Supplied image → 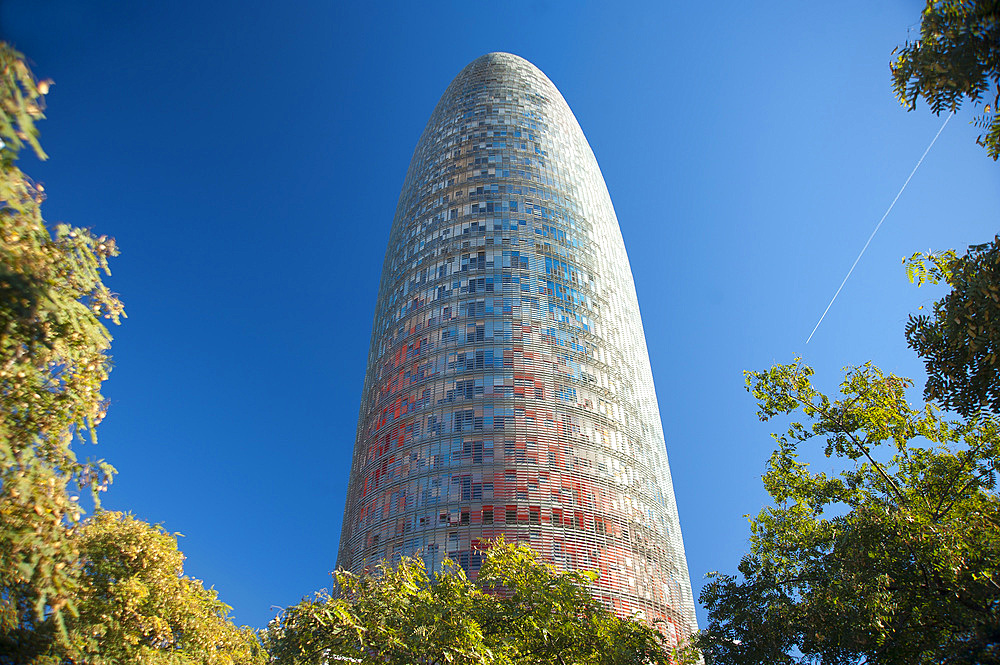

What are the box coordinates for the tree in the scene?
[0,42,125,659]
[471,542,685,665]
[696,361,1000,664]
[266,540,681,665]
[1,46,263,664]
[40,511,264,665]
[891,0,1000,160]
[904,237,1000,417]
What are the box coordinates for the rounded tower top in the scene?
[441,52,560,104]
[466,52,540,68]
[448,53,558,102]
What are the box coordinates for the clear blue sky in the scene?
[2,1,997,630]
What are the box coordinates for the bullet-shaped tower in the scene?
[338,52,697,645]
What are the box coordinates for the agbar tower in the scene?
[337,52,697,645]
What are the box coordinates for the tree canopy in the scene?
[891,0,1000,159]
[905,237,1000,417]
[52,511,265,665]
[696,361,1000,664]
[266,540,685,665]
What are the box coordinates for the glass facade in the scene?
[337,52,697,645]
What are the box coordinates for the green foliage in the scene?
[0,46,48,166]
[905,236,1000,417]
[903,247,959,287]
[473,541,676,665]
[0,42,125,657]
[45,512,264,665]
[697,361,1000,664]
[266,540,680,665]
[268,557,493,665]
[891,0,1000,160]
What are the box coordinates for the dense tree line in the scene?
[267,540,686,665]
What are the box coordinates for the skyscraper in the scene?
[338,52,697,644]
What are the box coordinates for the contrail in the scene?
[805,112,953,344]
